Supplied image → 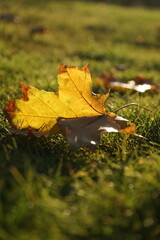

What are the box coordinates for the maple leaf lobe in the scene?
[4,63,135,144]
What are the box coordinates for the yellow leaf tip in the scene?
[119,124,136,134]
[59,64,77,74]
[59,64,68,74]
[107,112,116,118]
[59,63,90,74]
[80,63,90,73]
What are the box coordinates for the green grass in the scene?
[0,1,160,239]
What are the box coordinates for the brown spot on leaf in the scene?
[4,100,16,113]
[59,64,76,74]
[4,100,16,125]
[19,83,31,101]
[59,64,89,74]
[59,64,68,74]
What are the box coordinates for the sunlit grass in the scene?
[0,1,160,239]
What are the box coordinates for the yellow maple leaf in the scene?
[4,64,109,136]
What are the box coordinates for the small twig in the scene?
[134,133,160,148]
[134,133,148,140]
[113,103,152,113]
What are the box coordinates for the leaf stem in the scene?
[113,103,152,113]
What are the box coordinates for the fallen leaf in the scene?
[4,64,109,137]
[100,74,159,93]
[58,113,135,148]
[4,64,136,147]
[29,26,48,35]
[0,13,20,23]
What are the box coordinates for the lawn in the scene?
[0,0,160,239]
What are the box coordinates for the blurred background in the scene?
[1,0,160,90]
[79,0,160,7]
